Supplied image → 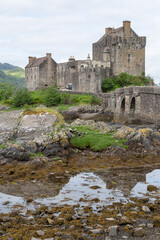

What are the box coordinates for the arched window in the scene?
[130,97,135,110]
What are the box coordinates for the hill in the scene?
[0,63,25,88]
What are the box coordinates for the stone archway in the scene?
[130,97,136,111]
[121,98,125,112]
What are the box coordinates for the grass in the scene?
[70,125,127,151]
[0,144,6,149]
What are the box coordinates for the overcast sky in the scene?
[0,0,160,83]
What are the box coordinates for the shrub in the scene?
[44,85,61,107]
[102,72,154,93]
[12,88,33,107]
[90,95,100,105]
[0,83,15,100]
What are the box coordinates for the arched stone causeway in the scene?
[100,86,160,124]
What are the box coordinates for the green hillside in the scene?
[0,63,25,88]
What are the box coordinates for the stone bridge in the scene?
[100,86,160,124]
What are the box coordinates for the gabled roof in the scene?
[26,57,47,68]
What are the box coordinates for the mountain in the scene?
[0,63,25,88]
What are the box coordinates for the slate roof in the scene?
[26,57,47,68]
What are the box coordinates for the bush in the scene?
[12,88,33,107]
[90,95,100,105]
[44,85,61,107]
[0,83,15,100]
[102,72,154,93]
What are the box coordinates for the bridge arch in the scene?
[130,97,136,111]
[121,98,125,112]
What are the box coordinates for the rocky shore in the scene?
[0,106,160,239]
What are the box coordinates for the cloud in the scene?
[0,0,160,83]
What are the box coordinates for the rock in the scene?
[31,238,41,240]
[44,239,54,240]
[114,126,135,140]
[147,185,158,192]
[69,225,76,230]
[153,216,160,226]
[133,227,146,237]
[106,217,115,221]
[1,144,29,161]
[138,223,146,228]
[89,229,103,234]
[61,234,72,239]
[16,113,57,142]
[42,143,62,157]
[47,218,54,225]
[119,216,132,225]
[142,205,150,213]
[147,223,153,228]
[105,237,111,240]
[0,110,23,142]
[108,225,118,237]
[84,226,93,232]
[36,230,45,236]
[0,104,10,111]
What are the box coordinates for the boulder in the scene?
[1,144,29,161]
[0,110,23,143]
[16,113,57,142]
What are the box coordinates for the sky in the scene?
[0,0,160,84]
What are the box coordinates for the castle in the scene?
[25,21,146,93]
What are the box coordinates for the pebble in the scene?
[89,229,103,234]
[44,239,54,240]
[106,217,115,221]
[142,205,150,213]
[147,223,154,228]
[105,237,111,240]
[134,227,146,237]
[108,225,118,237]
[31,238,41,240]
[138,223,146,228]
[119,216,131,225]
[36,230,45,236]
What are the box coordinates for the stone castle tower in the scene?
[93,20,146,76]
[25,21,146,92]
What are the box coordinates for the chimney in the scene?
[29,57,36,64]
[69,56,75,62]
[105,27,112,34]
[46,53,51,60]
[123,20,131,38]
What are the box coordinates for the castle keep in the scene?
[25,21,146,93]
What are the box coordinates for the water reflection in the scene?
[35,172,127,209]
[0,169,159,213]
[131,169,160,198]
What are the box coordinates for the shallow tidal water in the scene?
[0,169,160,213]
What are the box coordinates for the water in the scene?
[131,169,160,199]
[0,169,159,213]
[35,172,127,210]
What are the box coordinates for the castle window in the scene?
[35,75,36,79]
[128,54,131,63]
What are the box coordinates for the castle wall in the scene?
[26,66,39,91]
[57,59,110,93]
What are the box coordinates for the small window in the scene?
[128,54,131,63]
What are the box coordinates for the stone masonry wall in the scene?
[57,59,110,93]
